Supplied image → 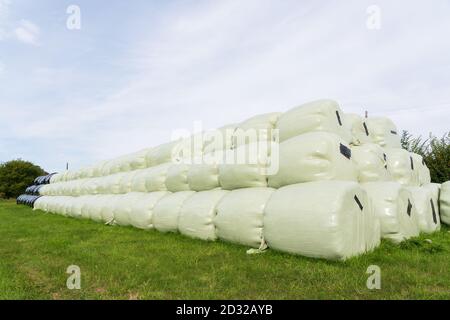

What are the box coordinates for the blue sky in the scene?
[1,0,449,172]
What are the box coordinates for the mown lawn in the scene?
[0,199,449,300]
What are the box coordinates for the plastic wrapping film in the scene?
[143,163,171,192]
[264,181,380,260]
[406,185,440,234]
[187,163,220,191]
[145,141,182,167]
[178,189,229,241]
[362,182,420,243]
[165,164,191,192]
[113,192,169,229]
[215,187,275,248]
[384,148,419,186]
[351,143,390,183]
[276,99,351,143]
[219,142,269,190]
[439,181,450,225]
[268,132,357,188]
[344,113,371,146]
[365,117,401,148]
[409,153,431,186]
[202,124,236,155]
[153,191,196,233]
[232,112,281,149]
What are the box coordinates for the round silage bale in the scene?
[264,181,380,260]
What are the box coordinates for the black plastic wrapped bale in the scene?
[16,194,41,208]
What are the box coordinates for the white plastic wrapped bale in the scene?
[113,193,139,226]
[178,189,229,241]
[46,196,64,215]
[219,143,269,190]
[79,178,100,196]
[365,117,401,148]
[276,99,351,143]
[268,132,357,188]
[44,197,55,213]
[172,133,206,164]
[72,179,84,196]
[96,174,117,194]
[110,158,126,175]
[128,192,169,230]
[410,153,431,186]
[130,164,171,192]
[129,168,147,192]
[351,143,390,182]
[385,148,419,186]
[423,183,441,224]
[64,197,78,217]
[49,197,62,215]
[113,192,169,229]
[38,184,49,196]
[84,195,105,222]
[362,182,420,243]
[264,181,380,260]
[203,124,236,154]
[111,156,130,173]
[78,166,94,179]
[49,173,63,184]
[232,113,281,148]
[407,186,440,233]
[81,196,100,219]
[65,170,79,182]
[100,160,114,177]
[188,162,220,191]
[239,113,281,131]
[33,196,48,212]
[344,113,371,146]
[145,141,182,167]
[153,191,196,233]
[113,149,149,173]
[72,196,87,219]
[215,187,275,248]
[440,181,450,225]
[92,161,107,177]
[96,194,117,223]
[112,173,129,194]
[144,163,171,192]
[69,196,86,219]
[88,195,118,223]
[165,164,191,192]
[119,171,139,194]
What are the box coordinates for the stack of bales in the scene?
[28,99,448,261]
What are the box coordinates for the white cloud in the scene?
[0,61,4,74]
[14,19,40,45]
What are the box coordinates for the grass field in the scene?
[0,199,449,300]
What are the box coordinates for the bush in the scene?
[401,131,450,183]
[0,160,47,199]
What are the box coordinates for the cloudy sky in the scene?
[0,0,449,172]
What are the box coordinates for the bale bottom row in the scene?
[32,181,445,261]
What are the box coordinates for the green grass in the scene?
[0,199,449,300]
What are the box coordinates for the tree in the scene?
[0,159,47,199]
[401,130,450,184]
